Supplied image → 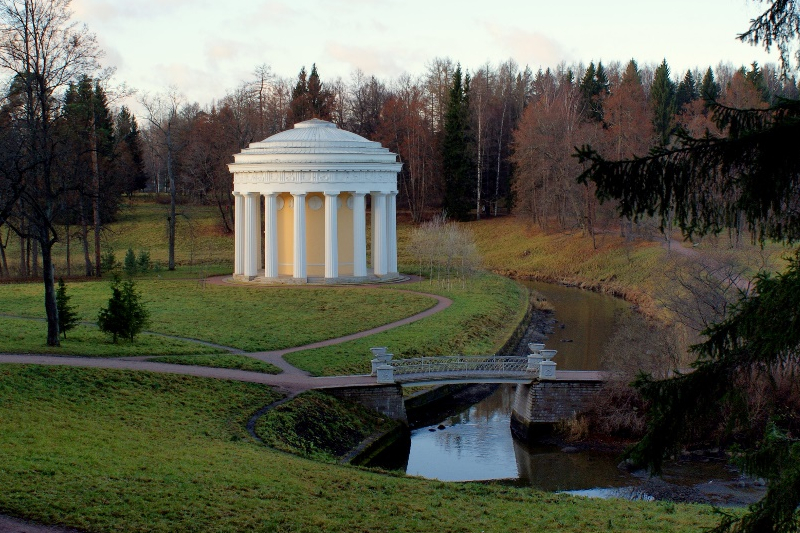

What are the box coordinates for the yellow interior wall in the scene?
[305,193,325,276]
[338,193,355,276]
[276,193,294,276]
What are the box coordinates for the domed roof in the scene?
[229,119,401,194]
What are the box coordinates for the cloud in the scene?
[325,43,405,78]
[72,0,207,24]
[205,39,241,64]
[484,23,568,67]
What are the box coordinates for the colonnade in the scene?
[233,190,398,282]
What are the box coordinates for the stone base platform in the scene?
[230,271,408,285]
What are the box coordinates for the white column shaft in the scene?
[324,192,339,279]
[292,193,307,279]
[233,192,244,275]
[264,193,278,278]
[352,193,367,277]
[372,192,387,276]
[386,191,398,274]
[244,192,258,278]
[255,195,262,270]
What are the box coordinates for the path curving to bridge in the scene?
[0,284,452,396]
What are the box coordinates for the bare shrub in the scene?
[407,214,481,289]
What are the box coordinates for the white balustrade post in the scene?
[386,191,398,274]
[376,364,395,384]
[324,191,339,279]
[233,192,244,275]
[371,192,387,276]
[264,193,279,278]
[244,192,259,278]
[352,192,367,277]
[292,193,307,280]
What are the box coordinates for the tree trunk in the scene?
[32,238,39,277]
[65,221,71,277]
[41,238,60,346]
[167,125,176,271]
[0,227,9,278]
[91,114,102,277]
[80,194,93,276]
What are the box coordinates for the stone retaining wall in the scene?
[320,384,408,424]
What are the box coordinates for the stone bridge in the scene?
[360,348,610,440]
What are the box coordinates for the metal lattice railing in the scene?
[388,355,534,383]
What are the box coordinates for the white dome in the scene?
[229,119,401,194]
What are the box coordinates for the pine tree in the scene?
[441,65,473,221]
[699,67,720,105]
[676,70,698,111]
[97,276,149,343]
[115,106,147,194]
[55,278,79,339]
[288,66,311,124]
[650,59,677,145]
[580,61,609,122]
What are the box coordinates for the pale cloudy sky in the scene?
[71,0,781,108]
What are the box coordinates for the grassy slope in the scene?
[0,365,715,533]
[285,272,528,376]
[0,317,224,356]
[0,281,435,353]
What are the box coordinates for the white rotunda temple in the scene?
[228,118,403,283]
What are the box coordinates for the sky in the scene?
[70,0,783,111]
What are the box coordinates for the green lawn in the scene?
[286,272,529,376]
[0,281,436,353]
[0,365,716,533]
[147,354,281,374]
[0,317,225,356]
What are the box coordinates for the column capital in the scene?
[245,191,260,198]
[232,191,242,197]
[263,191,279,198]
[291,192,307,198]
[323,191,340,197]
[352,191,366,198]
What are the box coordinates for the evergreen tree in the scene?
[580,61,609,122]
[115,106,147,194]
[745,61,770,101]
[699,67,721,105]
[307,63,334,120]
[441,64,473,221]
[55,278,79,339]
[621,59,642,86]
[288,66,311,124]
[649,59,677,145]
[675,70,698,111]
[97,276,149,343]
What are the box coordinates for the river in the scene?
[369,281,765,506]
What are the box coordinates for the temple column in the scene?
[263,192,279,278]
[324,191,339,279]
[233,192,244,275]
[386,191,398,274]
[244,192,259,278]
[254,193,262,270]
[371,191,387,276]
[352,192,367,277]
[292,193,307,280]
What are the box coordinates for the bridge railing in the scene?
[374,355,535,384]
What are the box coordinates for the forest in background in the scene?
[4,51,800,279]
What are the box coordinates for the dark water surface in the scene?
[522,280,630,370]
